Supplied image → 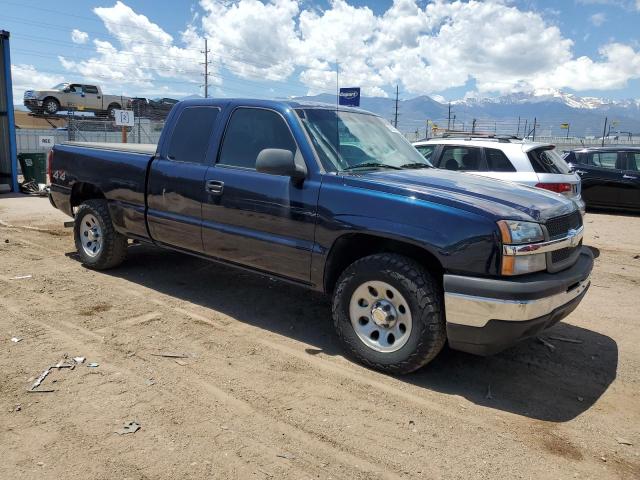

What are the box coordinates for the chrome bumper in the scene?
[444,275,590,328]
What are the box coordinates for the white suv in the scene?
[413,136,585,214]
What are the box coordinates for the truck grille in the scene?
[545,211,582,239]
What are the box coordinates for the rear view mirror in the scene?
[256,149,306,182]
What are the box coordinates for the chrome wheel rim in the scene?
[46,101,57,113]
[349,280,412,353]
[79,214,103,257]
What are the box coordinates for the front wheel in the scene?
[74,200,127,269]
[332,253,445,374]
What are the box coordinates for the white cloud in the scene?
[71,29,89,44]
[59,1,208,93]
[50,0,640,99]
[11,64,64,106]
[589,12,606,26]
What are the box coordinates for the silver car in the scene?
[413,136,585,214]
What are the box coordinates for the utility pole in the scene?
[447,102,452,130]
[393,85,399,128]
[516,116,521,137]
[201,38,211,98]
[452,114,456,130]
[471,118,476,134]
[601,117,608,147]
[523,119,528,138]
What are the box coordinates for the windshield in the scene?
[51,83,68,91]
[296,109,431,171]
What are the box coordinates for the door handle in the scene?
[623,174,638,180]
[575,170,586,175]
[205,180,224,195]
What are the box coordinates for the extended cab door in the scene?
[82,85,101,110]
[201,106,319,283]
[146,105,222,253]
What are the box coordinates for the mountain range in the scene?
[293,89,640,138]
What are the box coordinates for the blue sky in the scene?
[3,0,640,103]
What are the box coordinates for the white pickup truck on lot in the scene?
[23,83,130,118]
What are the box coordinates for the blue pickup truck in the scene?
[48,99,593,374]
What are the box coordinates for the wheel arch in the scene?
[70,182,106,211]
[323,233,444,295]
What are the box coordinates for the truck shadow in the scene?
[80,244,618,423]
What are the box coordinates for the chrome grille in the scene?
[545,211,582,239]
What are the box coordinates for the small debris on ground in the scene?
[276,453,296,460]
[10,275,32,280]
[115,421,141,435]
[10,337,22,343]
[30,368,52,391]
[485,385,493,400]
[547,336,583,344]
[151,352,189,358]
[537,337,556,352]
[86,362,99,368]
[174,359,188,366]
[14,404,21,412]
[577,396,584,402]
[144,379,155,386]
[73,357,86,364]
[616,437,633,446]
[600,456,607,462]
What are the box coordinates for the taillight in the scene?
[535,182,572,194]
[47,149,53,183]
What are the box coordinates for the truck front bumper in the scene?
[444,247,593,355]
[24,99,43,111]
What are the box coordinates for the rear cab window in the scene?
[527,147,571,174]
[167,107,220,164]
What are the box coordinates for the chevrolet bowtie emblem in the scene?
[567,228,579,247]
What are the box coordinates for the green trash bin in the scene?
[18,153,47,184]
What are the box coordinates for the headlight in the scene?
[498,220,546,275]
[497,220,544,244]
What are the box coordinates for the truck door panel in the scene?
[146,106,221,252]
[201,107,318,282]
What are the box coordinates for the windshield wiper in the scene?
[342,162,402,171]
[400,162,432,169]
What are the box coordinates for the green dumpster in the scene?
[18,153,47,184]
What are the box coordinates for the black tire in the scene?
[74,200,127,270]
[332,253,445,374]
[43,97,59,115]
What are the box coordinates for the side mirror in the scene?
[256,148,306,182]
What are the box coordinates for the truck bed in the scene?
[62,142,157,155]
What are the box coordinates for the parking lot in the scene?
[1,195,639,480]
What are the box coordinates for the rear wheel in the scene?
[332,253,445,374]
[74,200,127,269]
[106,103,120,119]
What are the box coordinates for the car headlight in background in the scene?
[498,220,546,275]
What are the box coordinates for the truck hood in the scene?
[346,168,577,222]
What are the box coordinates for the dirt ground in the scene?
[1,194,639,480]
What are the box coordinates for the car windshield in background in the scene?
[528,147,571,174]
[296,109,431,171]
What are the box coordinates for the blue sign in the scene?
[339,87,360,107]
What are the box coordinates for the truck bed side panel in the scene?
[50,144,152,240]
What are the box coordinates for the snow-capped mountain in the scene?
[453,88,639,110]
[294,90,640,136]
